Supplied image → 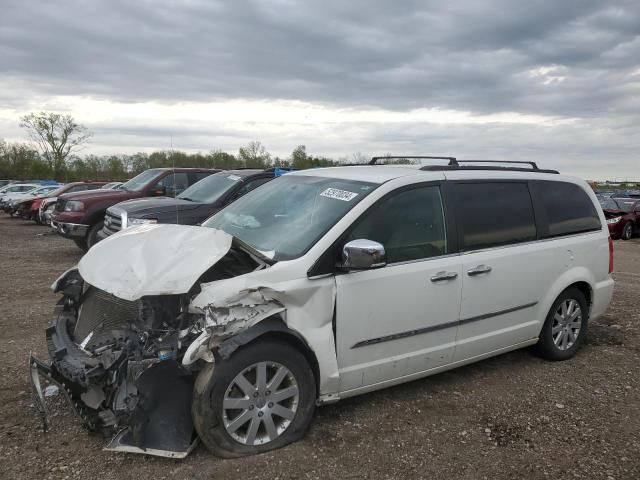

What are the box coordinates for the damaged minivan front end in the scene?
[29,224,293,458]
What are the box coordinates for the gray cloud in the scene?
[1,0,638,113]
[0,0,638,178]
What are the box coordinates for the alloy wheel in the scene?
[222,361,299,446]
[551,299,582,350]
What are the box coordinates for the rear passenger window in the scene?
[535,181,601,237]
[455,183,536,250]
[348,185,447,263]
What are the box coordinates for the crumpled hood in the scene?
[78,224,233,301]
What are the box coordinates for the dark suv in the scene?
[99,168,287,239]
[51,168,217,250]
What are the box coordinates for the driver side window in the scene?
[152,172,189,196]
[348,185,447,263]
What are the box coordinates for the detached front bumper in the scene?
[29,291,199,458]
[51,220,89,239]
[28,353,94,432]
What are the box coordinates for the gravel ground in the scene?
[0,215,638,480]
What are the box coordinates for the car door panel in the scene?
[336,257,462,391]
[451,181,557,361]
[456,242,562,360]
[334,183,461,393]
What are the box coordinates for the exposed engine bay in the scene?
[30,240,269,458]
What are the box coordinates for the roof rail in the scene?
[369,156,458,165]
[419,159,559,174]
[365,156,559,174]
[458,160,540,169]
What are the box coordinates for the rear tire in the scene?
[86,221,104,250]
[621,221,633,240]
[536,287,588,361]
[192,338,316,458]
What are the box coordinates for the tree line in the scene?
[1,112,416,182]
[0,112,347,181]
[0,139,347,182]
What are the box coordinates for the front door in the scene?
[335,184,462,393]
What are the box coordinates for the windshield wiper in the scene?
[180,197,195,202]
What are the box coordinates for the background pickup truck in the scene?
[51,168,217,251]
[99,168,289,239]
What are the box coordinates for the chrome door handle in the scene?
[467,265,492,276]
[430,271,458,282]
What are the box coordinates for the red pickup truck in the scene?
[51,168,217,250]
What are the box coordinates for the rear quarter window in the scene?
[534,181,601,237]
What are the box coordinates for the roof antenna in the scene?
[171,135,178,225]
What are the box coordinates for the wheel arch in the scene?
[537,267,595,336]
[216,316,322,397]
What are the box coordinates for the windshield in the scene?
[32,186,57,195]
[178,173,242,203]
[121,170,163,192]
[47,185,68,197]
[601,198,634,212]
[203,175,377,260]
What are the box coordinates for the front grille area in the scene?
[73,288,140,348]
[103,210,122,235]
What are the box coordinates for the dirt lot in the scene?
[0,215,638,480]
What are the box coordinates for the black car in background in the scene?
[99,168,290,239]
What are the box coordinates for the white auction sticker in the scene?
[320,188,359,201]
[227,174,241,181]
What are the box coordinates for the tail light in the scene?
[608,237,614,274]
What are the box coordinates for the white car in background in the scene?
[2,185,60,213]
[0,182,40,198]
[31,158,614,459]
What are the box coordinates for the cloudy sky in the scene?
[0,0,638,179]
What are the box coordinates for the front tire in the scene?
[621,221,633,240]
[536,287,588,361]
[86,220,104,250]
[192,338,316,458]
[73,238,88,252]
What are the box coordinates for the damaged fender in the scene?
[183,287,285,365]
[189,273,340,400]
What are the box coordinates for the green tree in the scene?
[20,112,92,180]
[209,150,240,169]
[291,145,310,169]
[238,141,271,168]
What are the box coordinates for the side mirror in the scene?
[342,239,386,270]
[151,186,166,196]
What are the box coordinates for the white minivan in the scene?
[31,159,614,458]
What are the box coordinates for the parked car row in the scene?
[24,159,614,460]
[0,183,62,213]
